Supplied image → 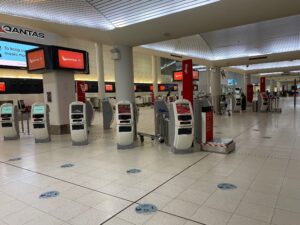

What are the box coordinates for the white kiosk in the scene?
[116,101,134,149]
[31,103,51,143]
[0,103,19,140]
[168,100,194,153]
[258,92,268,112]
[69,102,88,146]
[233,88,242,112]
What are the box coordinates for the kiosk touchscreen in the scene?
[116,101,134,149]
[31,103,51,143]
[0,103,19,140]
[69,102,88,146]
[168,100,194,153]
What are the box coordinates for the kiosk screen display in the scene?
[176,103,190,114]
[0,82,5,92]
[72,105,83,113]
[32,105,45,114]
[118,104,131,114]
[1,106,12,114]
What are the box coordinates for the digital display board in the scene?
[26,48,46,71]
[0,39,38,68]
[0,82,5,92]
[118,104,131,114]
[58,49,85,70]
[176,103,191,114]
[172,70,199,81]
[159,85,166,91]
[105,84,113,92]
[1,105,12,114]
[150,85,153,91]
[228,79,236,86]
[32,105,45,114]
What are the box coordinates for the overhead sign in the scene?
[0,24,45,39]
[173,70,199,81]
[27,48,46,71]
[58,49,85,70]
[0,39,38,68]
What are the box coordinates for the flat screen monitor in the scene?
[26,48,46,71]
[150,85,153,91]
[1,105,13,114]
[193,85,198,91]
[176,103,191,114]
[0,39,38,68]
[228,79,236,86]
[0,82,5,92]
[57,48,86,71]
[105,84,113,92]
[118,104,131,114]
[159,85,166,91]
[172,70,199,81]
[71,105,83,113]
[32,105,45,114]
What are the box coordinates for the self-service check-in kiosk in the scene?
[116,101,134,149]
[168,100,194,153]
[194,97,235,154]
[31,103,51,143]
[69,102,88,146]
[102,98,114,130]
[0,103,19,140]
[258,92,268,112]
[233,88,242,112]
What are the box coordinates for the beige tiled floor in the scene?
[0,97,299,225]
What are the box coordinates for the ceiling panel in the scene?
[86,0,221,28]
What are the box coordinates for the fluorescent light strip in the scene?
[233,60,300,71]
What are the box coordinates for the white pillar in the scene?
[95,43,105,100]
[277,81,281,91]
[113,45,135,103]
[210,67,222,114]
[151,55,159,97]
[43,71,75,134]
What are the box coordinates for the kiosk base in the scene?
[72,140,88,146]
[117,143,134,150]
[202,138,235,154]
[4,135,20,141]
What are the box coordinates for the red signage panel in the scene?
[76,81,86,103]
[247,84,253,103]
[105,84,113,92]
[206,111,214,142]
[182,59,193,106]
[27,49,46,71]
[260,77,266,93]
[0,82,5,92]
[58,49,85,70]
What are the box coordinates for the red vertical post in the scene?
[260,77,266,93]
[76,81,86,103]
[294,79,297,107]
[182,59,193,106]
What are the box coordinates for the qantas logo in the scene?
[0,25,45,39]
[29,57,42,64]
[61,56,81,62]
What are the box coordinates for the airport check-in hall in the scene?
[0,0,300,225]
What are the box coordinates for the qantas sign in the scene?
[0,24,45,39]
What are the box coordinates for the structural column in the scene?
[244,74,251,94]
[43,71,75,134]
[151,55,159,98]
[269,79,275,93]
[113,45,135,103]
[210,67,222,114]
[95,43,105,101]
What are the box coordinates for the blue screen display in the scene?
[228,79,236,86]
[0,40,38,68]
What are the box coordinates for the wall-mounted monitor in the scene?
[26,48,46,72]
[228,79,237,86]
[0,38,39,69]
[0,82,5,92]
[105,84,114,92]
[54,47,89,73]
[159,85,166,91]
[172,70,199,81]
